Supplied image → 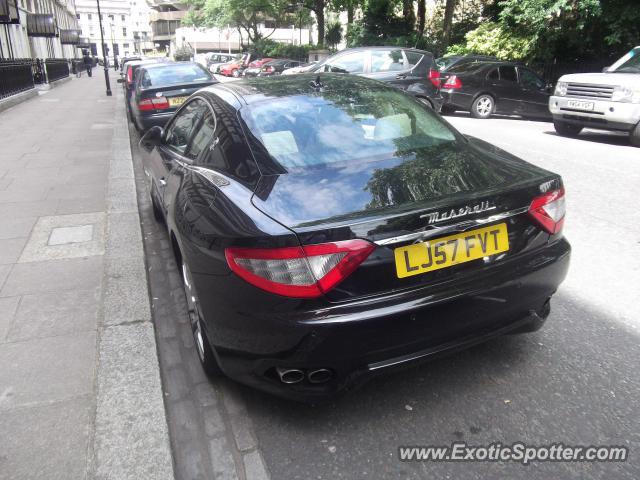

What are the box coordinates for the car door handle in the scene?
[396,74,406,79]
[159,178,167,187]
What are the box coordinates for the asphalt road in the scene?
[133,100,640,479]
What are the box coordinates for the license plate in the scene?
[394,223,509,278]
[567,100,594,111]
[169,96,187,107]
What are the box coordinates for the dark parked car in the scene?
[306,47,444,110]
[139,74,570,401]
[121,59,164,115]
[440,61,553,119]
[435,54,497,72]
[129,62,217,132]
[257,59,305,76]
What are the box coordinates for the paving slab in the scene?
[0,238,27,264]
[0,331,96,410]
[18,212,106,263]
[0,296,20,342]
[0,396,92,480]
[6,289,99,342]
[0,256,103,297]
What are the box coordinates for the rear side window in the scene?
[404,51,424,67]
[499,66,517,82]
[487,68,499,80]
[370,49,405,73]
[141,64,211,88]
[324,51,366,74]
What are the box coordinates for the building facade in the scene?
[1,0,80,59]
[75,0,153,59]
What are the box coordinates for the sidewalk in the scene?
[0,70,173,479]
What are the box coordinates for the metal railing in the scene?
[44,58,70,82]
[0,58,36,100]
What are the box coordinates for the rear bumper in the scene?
[550,96,640,131]
[198,238,571,402]
[137,112,174,131]
[441,89,474,110]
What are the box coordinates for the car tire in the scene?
[630,122,640,147]
[181,261,223,377]
[232,69,240,78]
[553,120,583,138]
[471,94,494,119]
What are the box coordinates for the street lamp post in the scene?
[96,0,112,96]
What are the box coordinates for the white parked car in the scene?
[281,61,318,75]
[549,46,640,146]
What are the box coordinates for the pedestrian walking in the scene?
[83,51,93,77]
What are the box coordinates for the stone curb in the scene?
[91,85,175,479]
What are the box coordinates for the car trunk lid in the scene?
[251,138,561,302]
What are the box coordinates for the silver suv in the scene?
[549,47,640,146]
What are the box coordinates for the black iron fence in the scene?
[0,57,74,101]
[0,58,36,100]
[45,58,70,82]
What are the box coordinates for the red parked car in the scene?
[242,58,275,77]
[219,59,246,77]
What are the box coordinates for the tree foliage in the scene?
[325,20,343,49]
[446,22,533,60]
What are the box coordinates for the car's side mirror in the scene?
[140,126,164,153]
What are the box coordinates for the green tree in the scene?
[325,20,343,48]
[182,0,294,44]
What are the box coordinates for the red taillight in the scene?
[138,96,169,111]
[528,188,565,234]
[264,66,274,73]
[225,239,375,298]
[126,67,133,85]
[428,68,441,88]
[442,75,462,89]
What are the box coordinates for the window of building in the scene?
[88,13,92,20]
[122,27,127,36]
[121,14,125,22]
[76,13,80,19]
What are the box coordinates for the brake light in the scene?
[225,239,375,298]
[138,97,169,111]
[442,75,462,89]
[428,68,441,87]
[528,188,565,234]
[126,67,133,85]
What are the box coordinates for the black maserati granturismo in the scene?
[140,74,570,401]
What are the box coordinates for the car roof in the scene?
[143,61,201,69]
[200,73,395,107]
[337,46,433,55]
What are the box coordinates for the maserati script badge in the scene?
[420,201,497,224]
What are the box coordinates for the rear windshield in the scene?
[241,88,457,170]
[435,56,459,70]
[141,64,211,88]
